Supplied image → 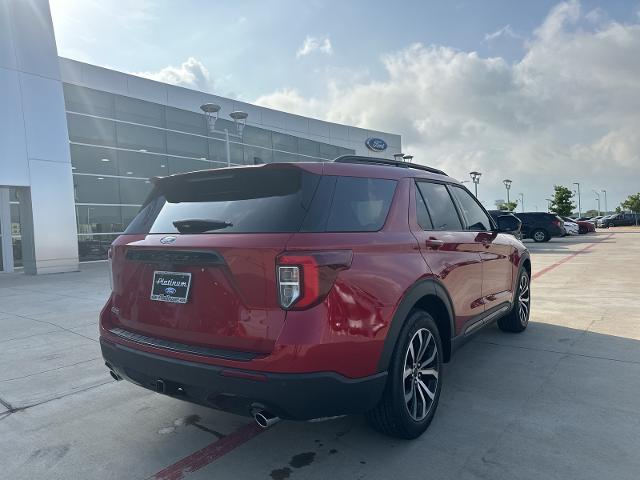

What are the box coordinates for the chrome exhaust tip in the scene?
[254,410,280,428]
[109,370,121,381]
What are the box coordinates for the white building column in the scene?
[0,0,79,274]
[0,188,13,272]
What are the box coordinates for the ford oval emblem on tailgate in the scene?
[164,287,177,295]
[160,236,176,244]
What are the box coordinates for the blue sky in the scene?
[50,0,640,211]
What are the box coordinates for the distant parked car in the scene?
[488,210,522,239]
[587,216,603,225]
[597,215,614,228]
[561,217,579,236]
[601,213,640,227]
[576,220,596,234]
[514,212,565,242]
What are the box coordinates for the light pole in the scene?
[593,190,601,216]
[403,154,414,163]
[201,104,248,167]
[469,171,482,198]
[573,182,581,218]
[601,189,608,214]
[503,179,512,204]
[518,193,524,213]
[393,153,405,162]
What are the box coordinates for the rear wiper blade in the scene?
[172,219,233,233]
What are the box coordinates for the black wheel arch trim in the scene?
[377,278,455,373]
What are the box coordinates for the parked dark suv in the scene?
[488,210,522,239]
[100,156,531,439]
[514,212,565,242]
[601,213,639,227]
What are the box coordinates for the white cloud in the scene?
[296,36,333,58]
[484,24,522,42]
[134,57,213,91]
[256,1,640,208]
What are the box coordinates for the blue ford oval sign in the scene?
[164,287,177,295]
[365,137,388,152]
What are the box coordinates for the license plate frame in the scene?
[150,271,192,304]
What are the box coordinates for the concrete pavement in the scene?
[0,231,639,479]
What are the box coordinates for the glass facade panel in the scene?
[166,106,206,135]
[298,138,320,158]
[119,178,153,205]
[74,175,120,204]
[70,144,117,175]
[115,95,164,127]
[64,84,114,117]
[64,83,356,261]
[273,132,298,153]
[78,234,119,262]
[117,151,169,178]
[76,205,123,234]
[167,131,208,158]
[244,145,273,165]
[243,126,272,148]
[67,114,116,146]
[116,122,166,153]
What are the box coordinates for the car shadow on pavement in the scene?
[144,321,640,480]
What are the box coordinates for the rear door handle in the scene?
[426,239,444,249]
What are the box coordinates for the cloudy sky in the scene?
[49,0,640,212]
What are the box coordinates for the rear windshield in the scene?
[124,168,398,234]
[125,168,320,234]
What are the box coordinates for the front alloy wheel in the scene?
[518,273,530,327]
[498,269,531,333]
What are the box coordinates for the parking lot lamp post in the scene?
[229,111,249,166]
[519,193,524,213]
[573,182,581,218]
[393,153,405,162]
[593,190,601,216]
[403,155,414,163]
[469,171,481,198]
[503,179,512,203]
[601,190,608,215]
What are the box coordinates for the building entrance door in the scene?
[0,187,12,272]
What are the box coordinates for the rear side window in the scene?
[416,181,462,231]
[125,168,320,234]
[449,186,492,231]
[325,177,397,232]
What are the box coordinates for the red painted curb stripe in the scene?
[149,233,614,480]
[148,422,264,480]
[532,233,613,280]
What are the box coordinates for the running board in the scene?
[464,305,510,336]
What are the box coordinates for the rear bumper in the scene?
[101,337,387,420]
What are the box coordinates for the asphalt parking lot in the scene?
[1,229,639,480]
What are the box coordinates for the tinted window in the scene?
[449,186,492,231]
[326,177,397,232]
[125,168,320,234]
[416,187,433,230]
[416,182,462,230]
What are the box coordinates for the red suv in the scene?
[100,156,531,439]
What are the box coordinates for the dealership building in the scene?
[0,0,401,274]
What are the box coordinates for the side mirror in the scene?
[496,214,521,232]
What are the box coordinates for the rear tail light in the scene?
[276,251,352,310]
[107,247,114,291]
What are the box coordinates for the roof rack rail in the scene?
[333,155,447,176]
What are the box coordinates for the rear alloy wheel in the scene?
[498,269,531,333]
[532,229,548,242]
[366,310,443,439]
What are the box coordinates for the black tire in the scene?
[366,310,443,439]
[498,269,531,333]
[531,229,549,242]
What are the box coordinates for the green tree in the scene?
[615,205,623,213]
[495,200,518,212]
[549,185,576,217]
[622,193,640,225]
